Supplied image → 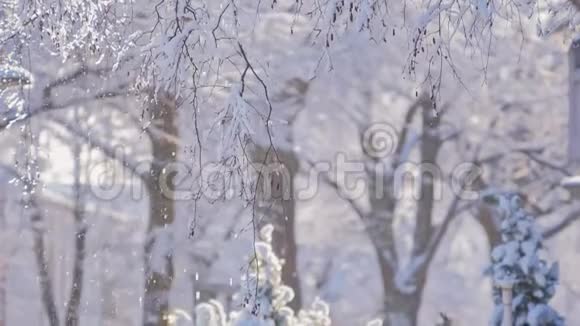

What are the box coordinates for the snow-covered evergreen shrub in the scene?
[195,224,331,326]
[486,193,564,326]
[194,224,381,326]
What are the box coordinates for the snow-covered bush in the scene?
[486,193,564,326]
[194,224,381,326]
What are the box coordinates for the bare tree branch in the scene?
[64,110,88,326]
[514,147,572,176]
[390,94,424,168]
[47,116,150,180]
[301,158,369,219]
[410,99,443,258]
[543,207,580,239]
[1,61,129,133]
[0,88,129,132]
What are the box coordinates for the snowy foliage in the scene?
[4,0,578,149]
[487,193,564,326]
[0,64,30,129]
[194,224,331,326]
[0,65,32,88]
[1,0,131,60]
[3,0,579,202]
[194,224,381,326]
[214,83,255,172]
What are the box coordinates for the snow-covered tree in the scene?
[192,224,384,326]
[486,193,564,326]
[3,0,580,325]
[194,224,333,326]
[4,0,580,162]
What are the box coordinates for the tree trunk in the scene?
[476,203,502,249]
[142,94,177,326]
[383,284,422,326]
[65,112,87,326]
[253,147,302,310]
[65,220,87,326]
[272,190,301,311]
[192,276,215,306]
[29,204,60,326]
[368,98,438,326]
[384,298,420,326]
[374,247,425,326]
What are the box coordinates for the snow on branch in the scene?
[0,65,32,88]
[192,224,382,326]
[4,0,579,208]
